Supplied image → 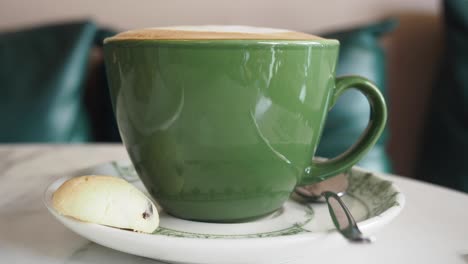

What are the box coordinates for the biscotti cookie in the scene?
[53,175,159,233]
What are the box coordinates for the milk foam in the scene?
[106,25,321,41]
[155,25,292,34]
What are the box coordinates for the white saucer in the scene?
[44,160,404,264]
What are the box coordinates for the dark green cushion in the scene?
[416,0,468,192]
[0,21,96,142]
[315,19,397,172]
[90,29,121,142]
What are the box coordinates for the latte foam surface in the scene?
[106,25,322,41]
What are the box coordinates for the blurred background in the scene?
[0,0,466,193]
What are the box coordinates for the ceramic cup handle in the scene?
[299,76,387,185]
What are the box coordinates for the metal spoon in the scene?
[295,173,374,243]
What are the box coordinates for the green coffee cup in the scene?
[104,26,387,222]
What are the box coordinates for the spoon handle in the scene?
[322,191,374,243]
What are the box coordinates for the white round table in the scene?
[0,145,467,264]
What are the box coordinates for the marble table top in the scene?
[1,144,468,264]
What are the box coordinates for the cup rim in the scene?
[103,38,340,47]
